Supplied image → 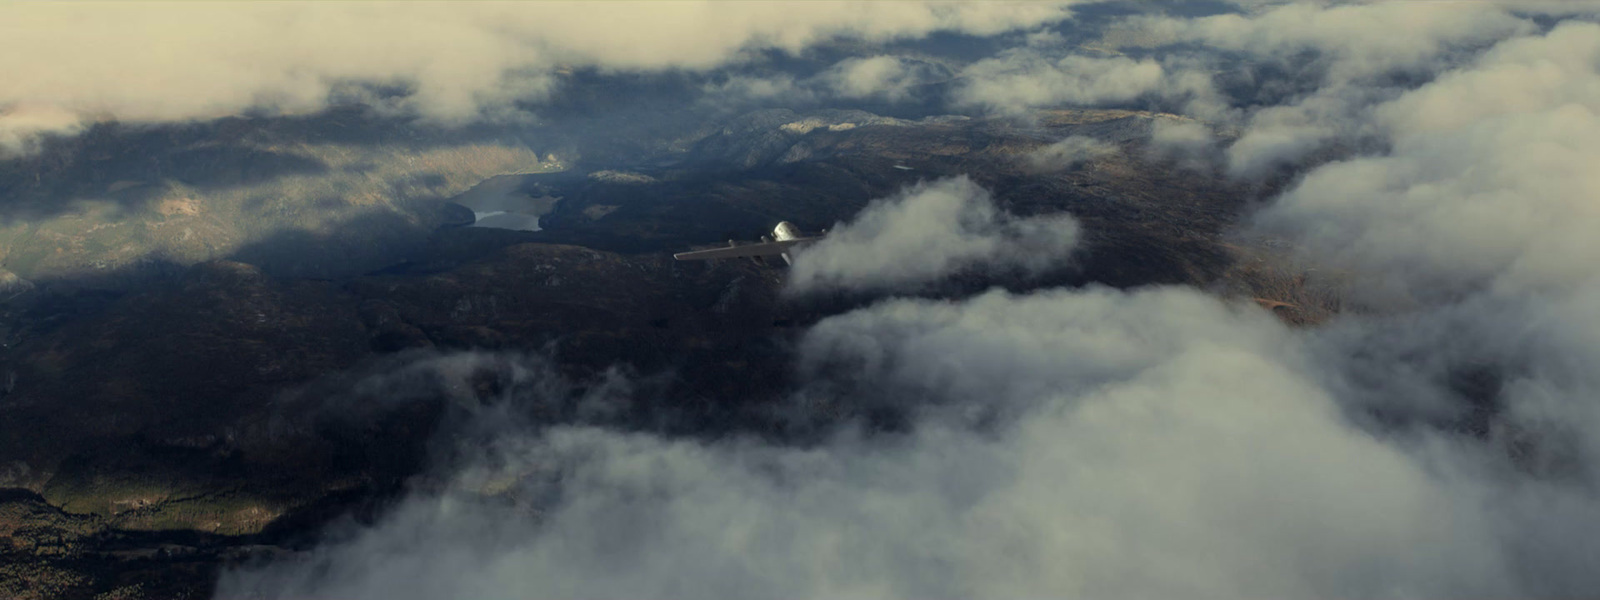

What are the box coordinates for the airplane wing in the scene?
[673,238,820,261]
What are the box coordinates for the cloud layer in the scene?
[220,283,1591,599]
[197,4,1600,599]
[0,1,1074,150]
[786,177,1081,294]
[948,2,1547,177]
[1257,20,1600,304]
[954,53,1168,115]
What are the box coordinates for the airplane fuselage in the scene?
[772,221,802,242]
[771,221,801,263]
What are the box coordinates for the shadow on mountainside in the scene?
[0,121,330,223]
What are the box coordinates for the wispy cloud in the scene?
[1021,134,1117,172]
[786,177,1080,294]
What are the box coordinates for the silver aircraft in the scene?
[673,221,824,265]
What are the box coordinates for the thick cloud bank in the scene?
[786,177,1080,294]
[219,283,1600,599]
[947,2,1548,177]
[0,1,1073,151]
[1258,21,1600,304]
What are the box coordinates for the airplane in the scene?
[673,221,824,265]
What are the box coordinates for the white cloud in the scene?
[213,12,1600,587]
[1099,2,1535,177]
[104,6,1600,599]
[0,104,84,154]
[702,74,817,106]
[1222,83,1391,177]
[818,55,931,101]
[1378,20,1600,139]
[1255,21,1600,302]
[1135,2,1530,82]
[953,52,1167,114]
[1146,116,1216,170]
[786,177,1080,294]
[219,286,1548,600]
[1021,134,1117,172]
[1236,23,1600,595]
[0,2,1075,147]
